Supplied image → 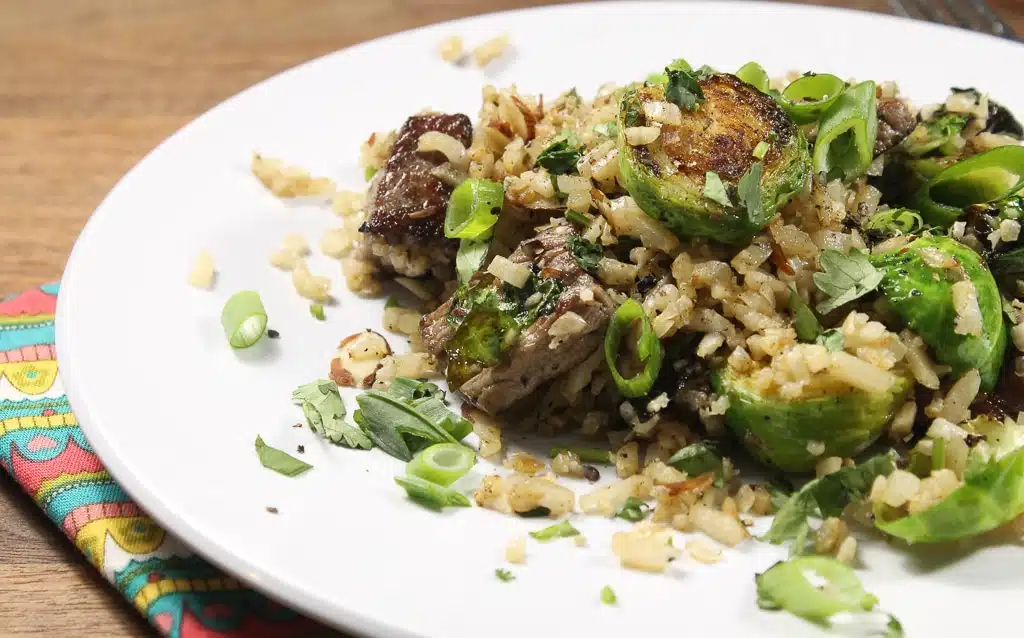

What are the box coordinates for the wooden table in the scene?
[1,0,1022,635]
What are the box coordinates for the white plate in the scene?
[57,2,1024,636]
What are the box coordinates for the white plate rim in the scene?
[55,3,1024,637]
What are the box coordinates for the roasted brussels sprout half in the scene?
[712,366,912,473]
[618,74,811,244]
[871,235,1007,390]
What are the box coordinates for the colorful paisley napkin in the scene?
[0,284,334,637]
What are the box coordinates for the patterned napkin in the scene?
[0,284,334,637]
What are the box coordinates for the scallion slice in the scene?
[911,145,1024,227]
[755,556,879,623]
[735,61,770,92]
[406,442,476,486]
[444,178,504,239]
[221,291,268,348]
[548,446,613,464]
[812,81,877,182]
[777,73,847,125]
[565,209,593,226]
[752,141,770,160]
[395,475,471,510]
[604,299,664,398]
[529,520,580,541]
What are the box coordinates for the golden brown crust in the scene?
[652,74,794,181]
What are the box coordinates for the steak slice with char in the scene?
[421,224,615,414]
[358,113,472,277]
[874,98,917,156]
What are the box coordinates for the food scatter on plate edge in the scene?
[189,53,1024,634]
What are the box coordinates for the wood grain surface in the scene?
[1,1,1022,636]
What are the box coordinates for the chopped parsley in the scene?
[665,66,706,111]
[702,171,732,207]
[615,497,651,522]
[292,379,372,449]
[537,130,584,175]
[495,568,516,583]
[815,329,845,352]
[254,435,312,477]
[762,451,898,555]
[812,248,884,315]
[736,161,764,224]
[787,288,822,343]
[568,235,603,274]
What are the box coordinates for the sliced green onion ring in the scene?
[911,146,1024,227]
[777,74,847,125]
[221,291,268,348]
[863,208,925,236]
[735,61,770,92]
[604,299,664,398]
[755,556,879,623]
[444,178,504,239]
[406,443,476,486]
[812,81,877,182]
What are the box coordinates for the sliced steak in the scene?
[874,98,916,156]
[421,295,457,355]
[426,224,615,414]
[358,113,472,277]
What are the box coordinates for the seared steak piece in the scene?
[421,224,615,414]
[358,113,472,277]
[874,98,916,156]
[421,295,457,355]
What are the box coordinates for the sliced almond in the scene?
[329,330,392,388]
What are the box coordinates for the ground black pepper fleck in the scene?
[267,329,280,339]
[297,445,305,454]
[266,506,279,514]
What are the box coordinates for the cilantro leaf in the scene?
[812,248,885,315]
[568,235,603,274]
[815,329,845,352]
[537,131,583,175]
[292,379,373,450]
[665,67,705,111]
[787,288,822,342]
[456,237,491,284]
[737,161,764,224]
[615,497,651,522]
[667,441,723,478]
[495,568,515,582]
[762,451,898,554]
[255,435,313,477]
[703,171,732,207]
